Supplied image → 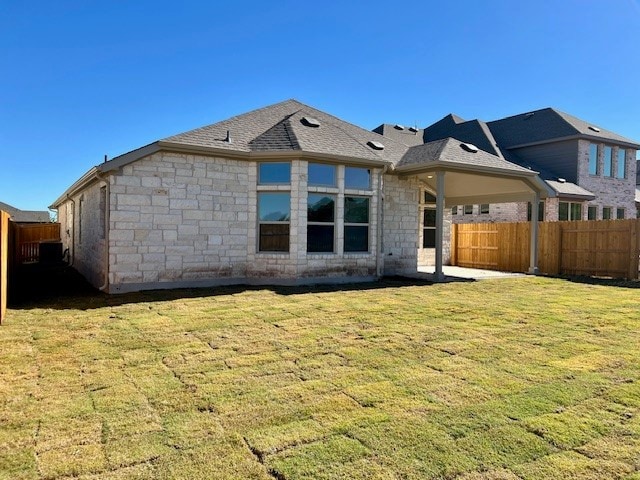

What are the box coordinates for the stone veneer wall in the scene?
[450,202,529,224]
[59,181,108,288]
[104,153,382,292]
[382,175,420,274]
[576,140,637,219]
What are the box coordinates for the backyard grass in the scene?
[1,276,639,479]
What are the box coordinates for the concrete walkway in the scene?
[416,265,526,281]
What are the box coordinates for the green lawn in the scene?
[1,276,640,479]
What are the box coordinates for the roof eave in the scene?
[395,160,538,178]
[49,166,101,208]
[506,134,640,150]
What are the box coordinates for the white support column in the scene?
[528,191,540,274]
[435,171,445,282]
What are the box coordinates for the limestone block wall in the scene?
[451,202,527,224]
[383,175,420,274]
[59,181,108,288]
[105,153,382,292]
[576,140,637,219]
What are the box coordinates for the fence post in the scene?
[631,219,640,280]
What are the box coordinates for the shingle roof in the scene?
[488,108,640,148]
[423,115,503,157]
[163,99,410,165]
[397,138,534,175]
[0,201,50,222]
[371,124,424,147]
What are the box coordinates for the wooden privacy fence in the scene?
[1,211,9,324]
[13,223,61,265]
[451,219,640,280]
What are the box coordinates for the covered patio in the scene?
[394,138,550,281]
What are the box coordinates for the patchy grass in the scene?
[1,276,640,479]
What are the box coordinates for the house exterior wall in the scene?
[450,202,529,224]
[382,175,420,274]
[576,140,637,219]
[102,153,384,293]
[509,140,579,183]
[58,181,108,288]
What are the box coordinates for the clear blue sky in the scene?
[1,0,639,212]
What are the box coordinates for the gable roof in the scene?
[371,124,424,147]
[487,108,640,149]
[423,116,503,157]
[0,201,50,222]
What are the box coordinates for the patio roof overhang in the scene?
[395,161,552,207]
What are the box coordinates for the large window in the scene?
[588,144,598,175]
[308,163,336,186]
[258,192,290,252]
[616,149,626,179]
[344,197,369,252]
[345,167,371,190]
[259,162,291,185]
[307,194,335,252]
[559,201,582,221]
[603,146,613,177]
[423,208,436,248]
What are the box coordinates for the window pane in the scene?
[423,208,436,227]
[259,224,289,252]
[538,202,545,222]
[452,206,458,215]
[464,205,473,215]
[258,193,290,221]
[423,228,436,248]
[588,206,597,220]
[259,163,291,184]
[589,144,598,175]
[344,226,368,252]
[308,163,336,186]
[480,204,490,214]
[603,207,612,220]
[604,146,612,177]
[617,149,626,179]
[559,202,569,221]
[344,197,369,223]
[308,194,335,223]
[307,225,334,252]
[617,208,625,219]
[570,203,582,221]
[424,191,436,203]
[345,167,370,189]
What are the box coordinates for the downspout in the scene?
[96,173,110,292]
[66,194,76,267]
[376,164,389,278]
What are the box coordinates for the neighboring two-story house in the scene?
[376,108,639,223]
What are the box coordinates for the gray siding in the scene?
[510,140,579,183]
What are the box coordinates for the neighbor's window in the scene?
[308,163,336,187]
[258,162,291,185]
[345,167,371,189]
[463,204,473,215]
[602,207,612,220]
[588,144,598,175]
[344,196,369,252]
[480,204,490,214]
[587,205,597,220]
[616,148,626,179]
[559,201,582,221]
[307,194,335,253]
[603,146,613,177]
[258,192,290,252]
[423,208,436,248]
[527,201,545,221]
[617,207,625,219]
[452,206,458,215]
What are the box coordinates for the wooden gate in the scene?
[13,223,61,265]
[0,211,9,324]
[451,219,640,279]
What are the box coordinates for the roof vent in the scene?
[588,126,601,133]
[301,117,320,128]
[460,142,479,153]
[367,141,385,151]
[394,124,405,130]
[225,130,232,143]
[557,178,566,183]
[408,126,419,133]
